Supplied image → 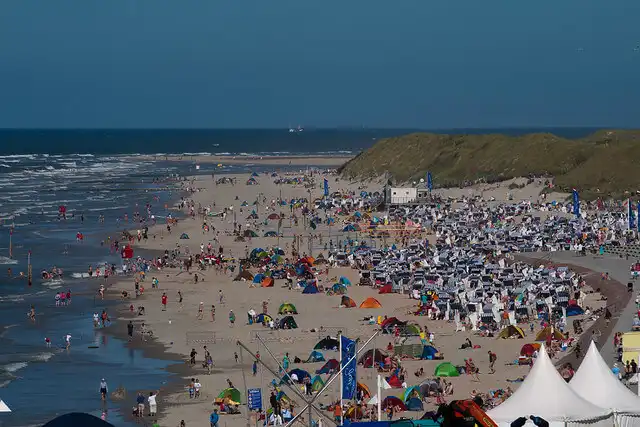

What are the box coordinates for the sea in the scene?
[0,127,605,426]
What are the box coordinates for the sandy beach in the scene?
[98,163,617,427]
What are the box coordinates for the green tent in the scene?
[278,303,298,315]
[217,387,241,402]
[311,375,325,392]
[434,362,459,377]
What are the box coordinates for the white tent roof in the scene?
[570,341,640,413]
[0,399,10,412]
[487,344,611,423]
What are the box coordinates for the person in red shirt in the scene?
[161,293,168,311]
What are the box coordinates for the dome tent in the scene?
[570,341,640,421]
[359,297,383,309]
[498,325,525,339]
[278,303,298,315]
[487,344,612,425]
[434,362,459,377]
[306,350,325,363]
[42,413,114,427]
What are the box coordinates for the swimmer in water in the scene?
[65,334,72,350]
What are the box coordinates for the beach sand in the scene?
[106,167,601,427]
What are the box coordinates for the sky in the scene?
[1,0,639,129]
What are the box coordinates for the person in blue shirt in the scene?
[210,409,219,427]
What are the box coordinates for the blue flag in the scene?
[572,189,580,217]
[340,335,357,400]
[629,200,635,230]
[637,203,640,232]
[323,178,329,197]
[427,172,433,191]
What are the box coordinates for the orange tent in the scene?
[261,277,274,287]
[341,296,357,308]
[359,297,383,309]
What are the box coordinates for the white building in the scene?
[385,187,431,205]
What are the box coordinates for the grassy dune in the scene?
[338,130,640,200]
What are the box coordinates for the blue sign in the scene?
[248,388,262,410]
[324,178,329,197]
[340,335,357,400]
[427,172,433,191]
[572,189,580,217]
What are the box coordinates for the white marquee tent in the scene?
[487,344,613,426]
[570,341,640,426]
[0,399,10,412]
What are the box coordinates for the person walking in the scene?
[488,351,497,374]
[148,391,159,417]
[99,378,108,401]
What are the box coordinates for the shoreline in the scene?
[123,154,353,166]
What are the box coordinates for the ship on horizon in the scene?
[288,125,304,133]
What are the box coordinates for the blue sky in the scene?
[1,0,639,128]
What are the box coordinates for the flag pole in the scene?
[339,333,343,425]
[377,375,382,421]
[9,228,13,259]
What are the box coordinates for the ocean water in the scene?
[0,127,607,157]
[0,127,610,426]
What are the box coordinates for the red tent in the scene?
[122,245,134,259]
[379,284,393,294]
[385,374,402,388]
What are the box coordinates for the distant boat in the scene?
[288,125,304,133]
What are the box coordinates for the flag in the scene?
[340,335,357,399]
[323,178,329,197]
[427,172,433,191]
[572,189,580,217]
[637,203,640,232]
[378,376,392,390]
[629,199,635,230]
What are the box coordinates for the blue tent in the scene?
[421,345,439,360]
[302,283,319,294]
[566,305,585,316]
[253,273,265,284]
[306,350,325,362]
[251,172,259,177]
[343,224,356,232]
[406,397,424,411]
[332,283,348,294]
[287,368,310,383]
[339,276,351,286]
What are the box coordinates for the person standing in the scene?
[210,409,220,427]
[127,321,134,341]
[136,392,145,417]
[100,378,108,401]
[148,391,159,417]
[161,293,168,311]
[229,310,235,327]
[488,351,497,374]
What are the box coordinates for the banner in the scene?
[637,203,640,232]
[572,189,580,217]
[340,335,357,399]
[427,172,433,191]
[323,178,329,197]
[629,199,635,230]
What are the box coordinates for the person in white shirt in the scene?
[148,391,159,416]
[269,412,283,426]
[194,379,202,398]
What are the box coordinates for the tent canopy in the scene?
[316,359,339,374]
[306,350,325,363]
[256,313,273,324]
[314,337,339,350]
[360,297,383,309]
[498,325,525,339]
[434,362,459,377]
[487,344,612,423]
[535,326,565,342]
[217,387,241,403]
[520,343,541,357]
[302,283,319,294]
[42,413,114,427]
[179,233,189,239]
[261,277,274,287]
[278,303,298,314]
[570,341,640,413]
[341,295,357,307]
[279,315,298,329]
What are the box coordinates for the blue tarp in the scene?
[302,283,319,294]
[421,345,439,360]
